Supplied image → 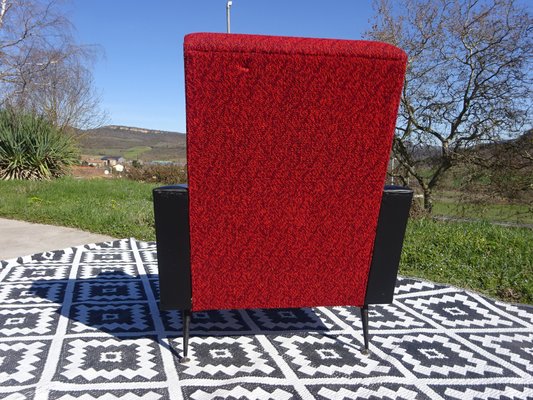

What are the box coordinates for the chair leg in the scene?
[180,309,192,363]
[360,305,369,355]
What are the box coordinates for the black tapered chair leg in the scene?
[180,309,192,363]
[360,305,369,355]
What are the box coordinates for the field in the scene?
[0,177,531,304]
[433,198,532,225]
[75,125,187,162]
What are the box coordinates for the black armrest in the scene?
[365,185,413,305]
[153,184,188,193]
[153,185,192,310]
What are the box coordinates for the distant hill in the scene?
[75,125,532,165]
[103,125,183,136]
[401,130,533,161]
[75,125,186,162]
[465,129,533,157]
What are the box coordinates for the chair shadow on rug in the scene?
[29,271,357,363]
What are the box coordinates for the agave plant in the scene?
[0,110,79,180]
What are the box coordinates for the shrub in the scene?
[0,111,79,180]
[125,164,187,184]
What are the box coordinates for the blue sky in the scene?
[69,1,373,132]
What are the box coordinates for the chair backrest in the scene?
[185,33,407,311]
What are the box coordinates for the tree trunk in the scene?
[422,186,433,213]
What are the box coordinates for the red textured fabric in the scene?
[185,33,407,311]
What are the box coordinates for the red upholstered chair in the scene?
[153,33,412,362]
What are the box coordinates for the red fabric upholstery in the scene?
[185,33,407,311]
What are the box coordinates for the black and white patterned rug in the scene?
[0,239,532,400]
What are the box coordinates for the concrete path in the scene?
[0,218,116,261]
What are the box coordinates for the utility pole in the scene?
[226,1,232,33]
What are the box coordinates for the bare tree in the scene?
[0,0,106,129]
[457,130,532,218]
[367,0,532,212]
[14,45,108,129]
[0,0,70,97]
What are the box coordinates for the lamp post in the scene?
[226,0,232,33]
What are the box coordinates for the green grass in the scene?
[0,178,531,303]
[0,177,158,240]
[432,192,532,225]
[401,218,532,303]
[433,200,532,225]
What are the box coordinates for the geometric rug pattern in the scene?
[1,238,532,399]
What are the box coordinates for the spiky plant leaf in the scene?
[0,110,79,180]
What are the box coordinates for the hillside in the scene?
[75,125,186,162]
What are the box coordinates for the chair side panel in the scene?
[185,34,406,311]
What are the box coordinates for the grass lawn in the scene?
[433,192,532,225]
[401,218,532,304]
[0,177,158,240]
[0,177,531,304]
